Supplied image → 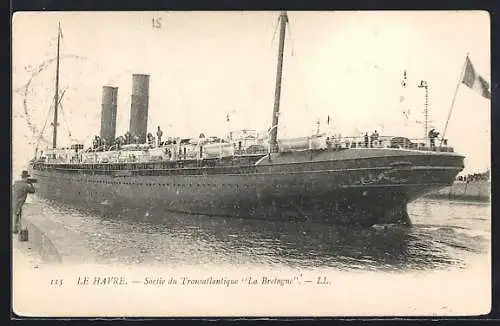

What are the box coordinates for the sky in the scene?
[12,11,490,175]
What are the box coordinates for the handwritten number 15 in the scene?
[152,17,163,29]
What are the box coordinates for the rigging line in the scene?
[17,55,84,140]
[38,86,66,145]
[286,20,296,57]
[285,18,311,117]
[270,14,280,46]
[58,103,72,137]
[56,88,71,136]
[35,102,54,149]
[15,54,90,94]
[36,88,69,150]
[30,86,59,148]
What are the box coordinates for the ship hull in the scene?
[30,148,464,227]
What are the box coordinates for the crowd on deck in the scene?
[456,171,490,183]
[92,126,167,151]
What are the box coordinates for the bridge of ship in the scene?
[36,134,455,165]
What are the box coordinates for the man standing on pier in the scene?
[12,171,35,234]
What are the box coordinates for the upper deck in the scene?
[33,132,458,168]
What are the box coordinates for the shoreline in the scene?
[424,181,490,202]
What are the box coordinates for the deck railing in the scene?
[326,135,454,152]
[37,134,455,165]
[278,134,454,153]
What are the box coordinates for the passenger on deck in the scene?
[428,128,439,148]
[334,134,341,149]
[370,130,379,148]
[147,132,154,145]
[157,126,163,146]
[125,131,132,145]
[165,148,172,159]
[364,133,369,148]
[92,135,99,149]
[115,136,124,150]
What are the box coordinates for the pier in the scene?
[425,181,490,202]
[12,202,96,264]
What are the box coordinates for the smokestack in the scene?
[129,74,150,144]
[100,86,118,146]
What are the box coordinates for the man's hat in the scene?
[21,170,30,179]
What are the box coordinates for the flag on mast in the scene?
[462,56,491,99]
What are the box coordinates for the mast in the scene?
[269,11,288,153]
[52,22,61,148]
[417,80,429,143]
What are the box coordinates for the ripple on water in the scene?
[29,196,490,272]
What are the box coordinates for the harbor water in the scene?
[24,195,490,272]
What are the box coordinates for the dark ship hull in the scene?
[29,148,464,227]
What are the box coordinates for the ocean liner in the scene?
[28,12,465,227]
